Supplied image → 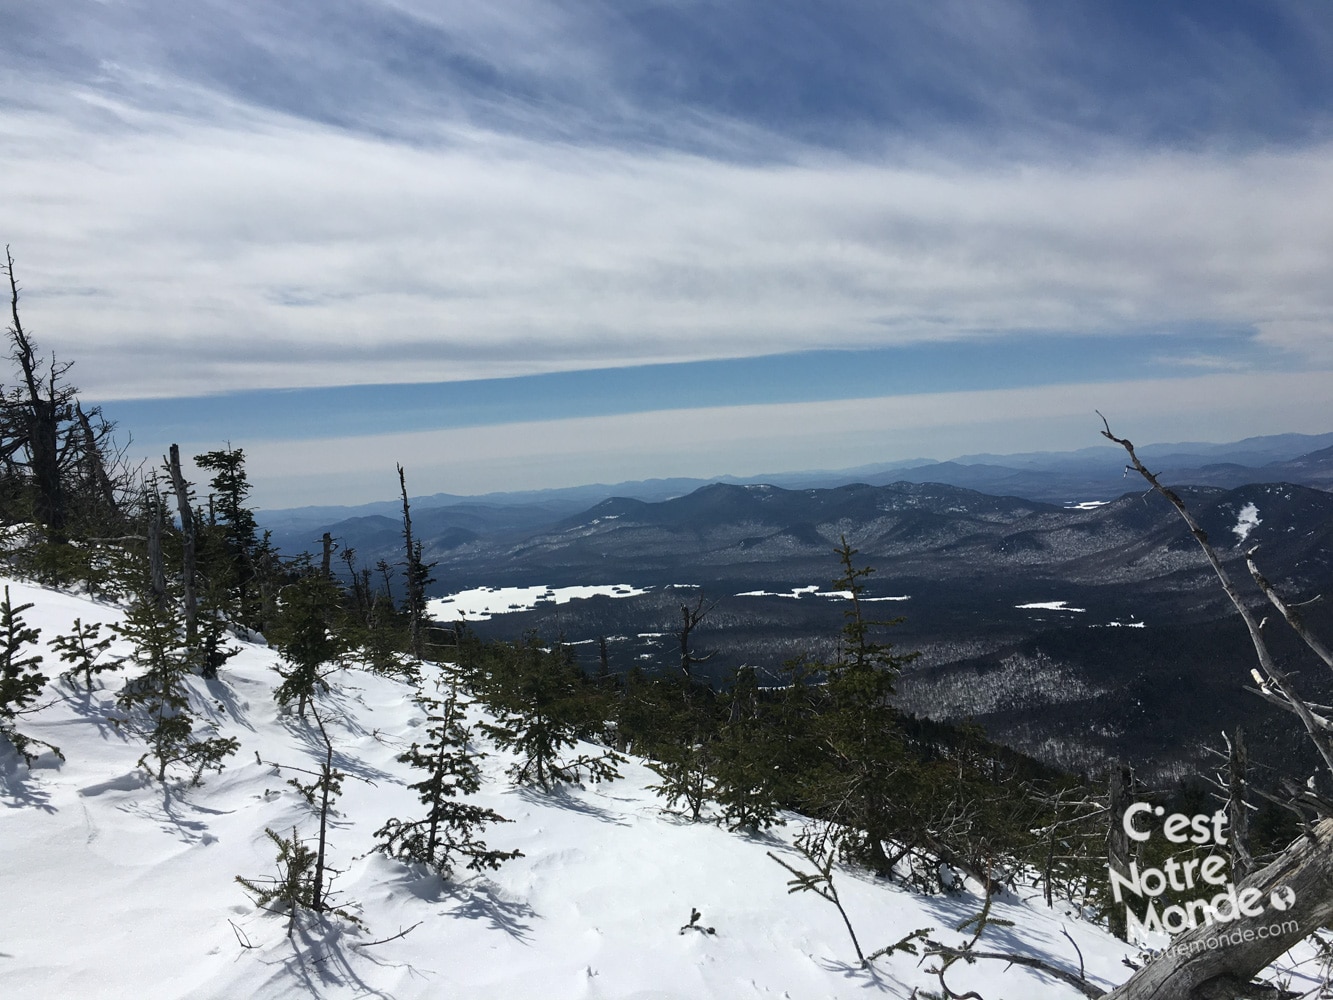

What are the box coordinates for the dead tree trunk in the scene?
[146,490,167,608]
[1106,765,1135,941]
[1104,819,1333,1000]
[1098,416,1333,997]
[398,464,423,659]
[677,597,716,682]
[1228,729,1253,883]
[166,445,197,644]
[5,247,66,539]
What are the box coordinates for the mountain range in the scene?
[256,431,1333,780]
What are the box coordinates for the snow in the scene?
[1233,503,1262,544]
[1016,601,1087,613]
[427,584,648,622]
[737,585,910,602]
[1065,501,1111,511]
[0,576,1318,999]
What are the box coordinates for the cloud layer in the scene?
[3,1,1331,501]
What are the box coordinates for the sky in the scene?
[4,0,1333,508]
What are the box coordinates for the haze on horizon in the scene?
[5,1,1333,508]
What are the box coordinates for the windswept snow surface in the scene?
[0,575,1311,999]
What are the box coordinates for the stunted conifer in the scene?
[374,682,521,877]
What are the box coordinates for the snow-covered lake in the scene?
[737,585,910,601]
[428,584,648,622]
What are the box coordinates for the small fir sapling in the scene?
[235,826,359,936]
[247,706,359,928]
[271,571,345,717]
[374,682,522,877]
[49,618,121,691]
[0,585,62,763]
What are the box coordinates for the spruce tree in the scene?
[374,683,521,877]
[800,538,917,876]
[638,674,717,822]
[711,665,786,832]
[475,635,622,790]
[49,618,121,691]
[0,586,60,763]
[194,446,260,627]
[113,590,239,783]
[271,570,346,717]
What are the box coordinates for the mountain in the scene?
[423,479,1333,780]
[257,431,1333,561]
[251,433,1333,780]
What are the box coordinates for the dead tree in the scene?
[165,445,198,644]
[396,464,433,659]
[677,596,717,682]
[4,246,70,537]
[1098,416,1333,1000]
[2,248,130,540]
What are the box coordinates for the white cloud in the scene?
[4,94,1333,400]
[210,370,1333,507]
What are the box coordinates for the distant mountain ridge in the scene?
[258,430,1333,564]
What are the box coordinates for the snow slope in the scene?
[0,574,1304,999]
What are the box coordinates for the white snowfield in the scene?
[427,583,648,622]
[0,575,1313,999]
[1233,503,1262,544]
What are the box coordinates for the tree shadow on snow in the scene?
[516,783,630,827]
[280,714,395,787]
[201,676,256,732]
[262,916,410,1000]
[812,955,904,992]
[0,747,58,812]
[442,876,537,943]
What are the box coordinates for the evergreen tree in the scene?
[374,683,521,877]
[194,445,288,640]
[711,665,787,832]
[637,674,718,822]
[0,585,60,763]
[270,570,346,717]
[113,590,239,783]
[235,826,326,936]
[49,618,121,691]
[474,634,623,790]
[798,538,917,877]
[247,707,359,931]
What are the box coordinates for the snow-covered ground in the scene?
[0,575,1316,999]
[1233,503,1262,544]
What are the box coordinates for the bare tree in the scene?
[677,596,717,682]
[2,247,130,541]
[1097,416,1333,1000]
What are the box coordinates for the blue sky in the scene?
[4,1,1332,507]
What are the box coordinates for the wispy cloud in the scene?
[3,1,1331,501]
[6,102,1333,399]
[222,370,1333,508]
